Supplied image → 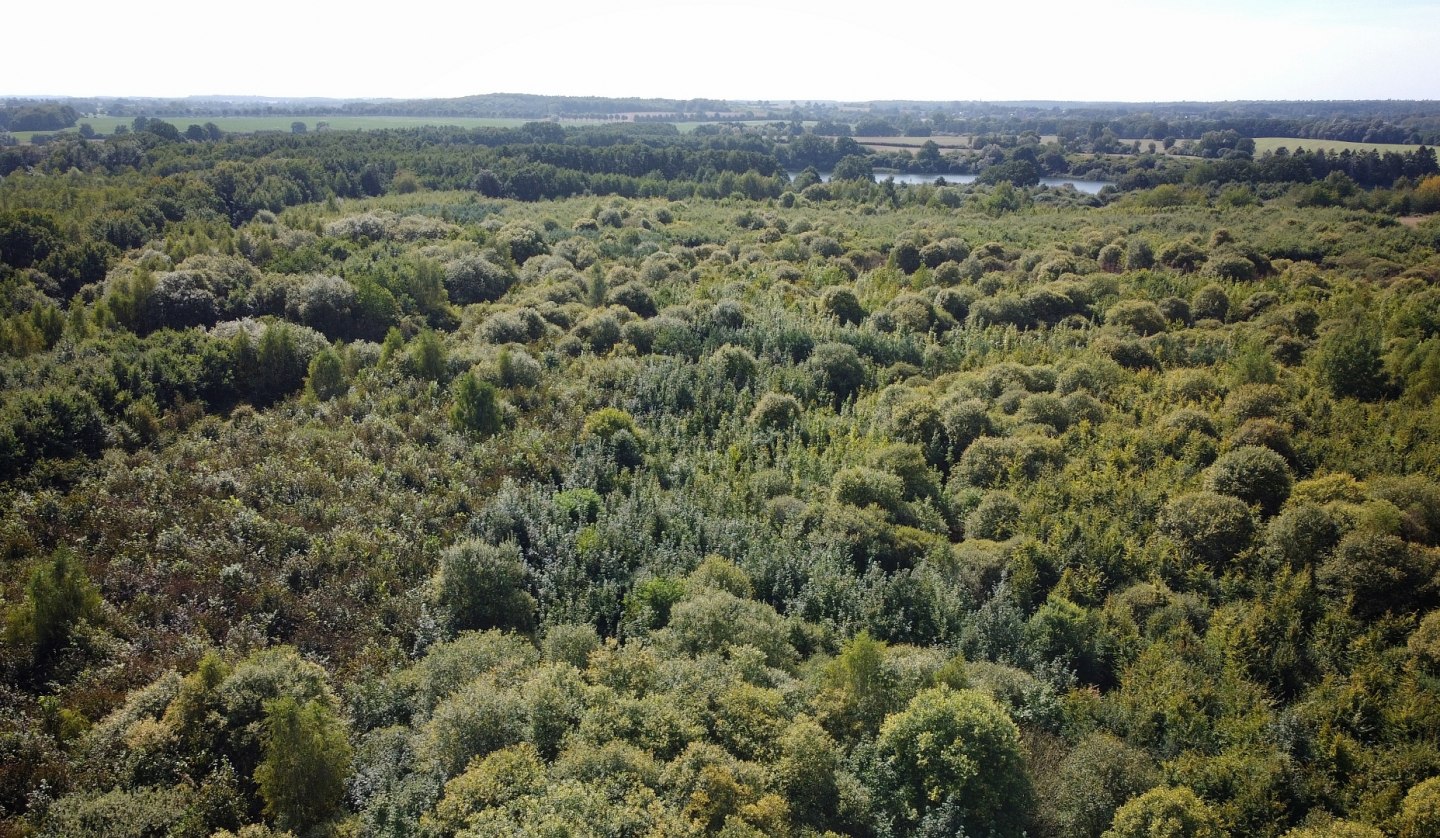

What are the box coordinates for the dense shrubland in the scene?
[1,121,1440,838]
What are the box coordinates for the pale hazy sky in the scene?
[9,0,1440,102]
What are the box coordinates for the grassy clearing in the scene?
[673,119,794,133]
[1253,137,1424,155]
[856,135,971,148]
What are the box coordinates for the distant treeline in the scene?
[1114,145,1439,191]
[869,101,1440,145]
[10,97,1440,144]
[2,93,738,121]
[0,102,79,132]
[2,118,1437,249]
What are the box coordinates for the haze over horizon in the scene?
[12,0,1440,103]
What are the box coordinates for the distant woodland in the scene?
[1,96,1440,838]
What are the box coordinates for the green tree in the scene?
[1203,446,1293,516]
[1102,786,1225,838]
[1159,492,1256,567]
[814,631,898,739]
[980,159,1040,187]
[1314,316,1389,400]
[820,287,866,325]
[408,257,450,316]
[775,716,842,829]
[450,371,503,438]
[409,329,448,382]
[832,155,874,182]
[253,695,352,832]
[433,540,536,633]
[304,347,347,401]
[1107,300,1168,336]
[748,392,803,431]
[984,181,1029,215]
[1025,594,1106,684]
[254,322,307,405]
[1399,776,1440,838]
[4,549,103,664]
[379,326,405,367]
[810,341,866,407]
[1049,732,1161,838]
[875,686,1032,837]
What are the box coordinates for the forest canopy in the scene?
[1,98,1439,838]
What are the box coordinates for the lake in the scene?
[790,172,1113,194]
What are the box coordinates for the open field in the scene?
[673,119,800,133]
[854,135,972,148]
[1252,137,1424,155]
[9,115,1431,160]
[858,135,971,155]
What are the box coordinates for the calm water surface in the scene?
[792,172,1112,194]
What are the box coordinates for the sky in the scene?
[8,0,1440,102]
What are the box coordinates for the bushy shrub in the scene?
[420,676,529,778]
[869,443,942,503]
[748,392,802,431]
[1399,777,1440,838]
[1229,418,1297,465]
[1106,300,1167,336]
[1263,502,1342,568]
[1160,491,1255,566]
[1125,239,1155,270]
[953,435,1064,487]
[1203,445,1293,515]
[494,223,548,264]
[607,282,656,318]
[664,590,796,669]
[1019,392,1071,431]
[286,274,356,337]
[939,396,995,464]
[709,344,758,388]
[1223,384,1291,424]
[445,254,515,304]
[432,541,536,633]
[1191,284,1230,322]
[1206,252,1258,281]
[875,687,1032,837]
[966,491,1022,540]
[574,313,622,353]
[1102,786,1224,838]
[809,342,866,406]
[833,466,906,516]
[1158,239,1207,273]
[1236,290,1280,321]
[1318,531,1431,618]
[481,307,547,344]
[820,287,865,325]
[1158,296,1192,325]
[1048,732,1160,838]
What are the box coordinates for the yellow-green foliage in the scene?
[3,134,1440,838]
